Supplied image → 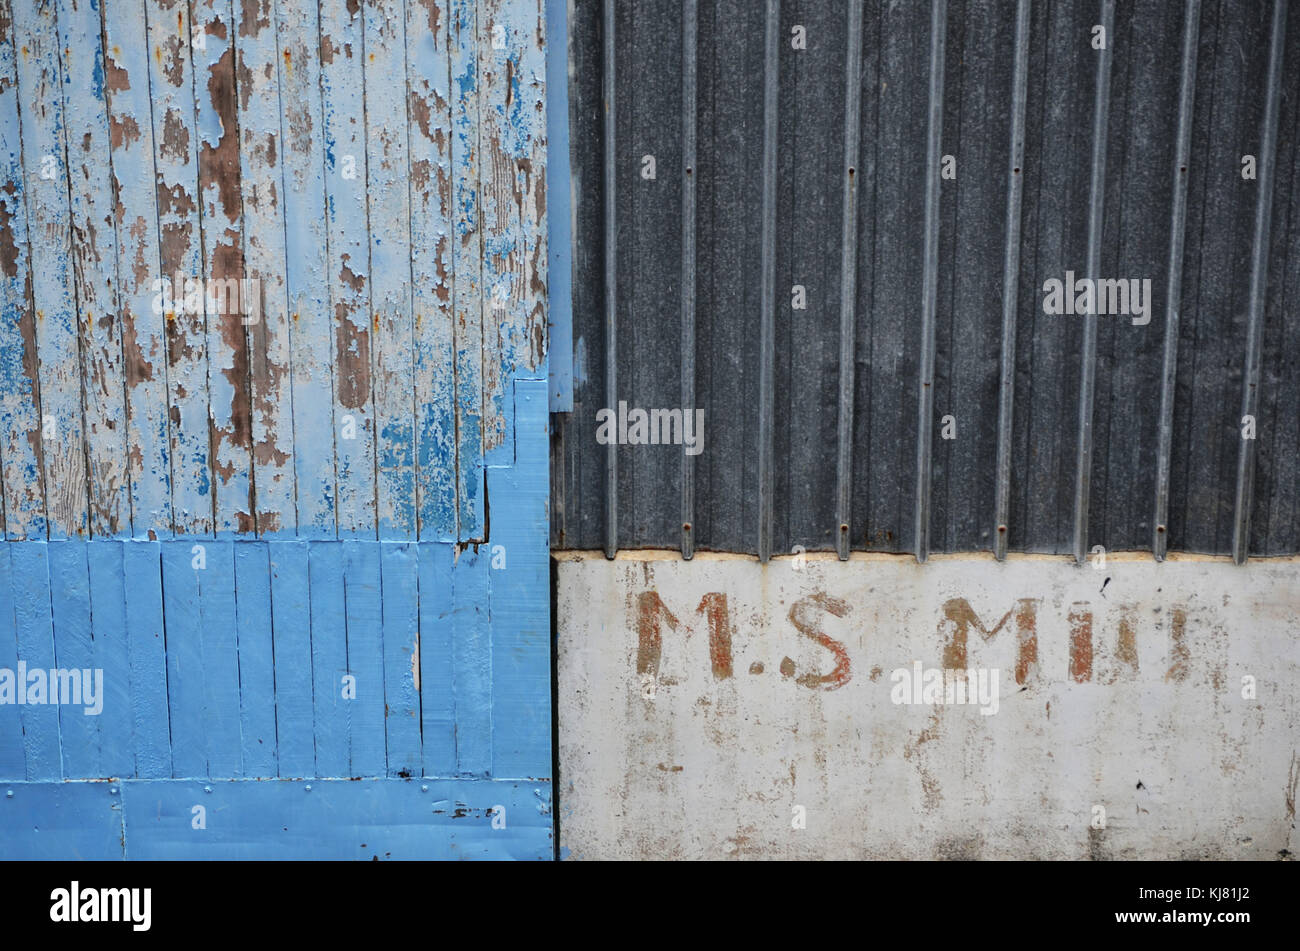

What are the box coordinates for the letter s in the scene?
[782,592,852,690]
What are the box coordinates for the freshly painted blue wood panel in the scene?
[123,541,170,778]
[0,546,23,779]
[0,782,124,860]
[87,542,134,778]
[268,540,313,777]
[48,541,98,778]
[11,543,59,780]
[381,542,422,778]
[234,542,277,778]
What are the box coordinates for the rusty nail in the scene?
[997,524,1007,533]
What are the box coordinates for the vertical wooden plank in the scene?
[277,0,334,538]
[364,0,416,539]
[87,540,133,777]
[275,0,335,535]
[0,546,24,779]
[161,539,206,776]
[450,0,484,539]
[146,0,213,536]
[452,546,491,775]
[344,538,384,776]
[319,0,375,539]
[47,540,100,777]
[198,537,241,774]
[409,0,457,542]
[191,0,252,535]
[381,541,421,777]
[418,541,455,777]
[11,542,60,779]
[12,0,88,539]
[234,541,275,776]
[55,0,129,537]
[269,539,313,777]
[0,0,48,540]
[104,0,174,539]
[476,0,548,465]
[308,540,347,776]
[123,539,170,777]
[489,380,549,779]
[234,0,294,535]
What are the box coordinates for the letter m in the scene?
[100,888,130,921]
[1097,278,1128,315]
[939,598,1039,685]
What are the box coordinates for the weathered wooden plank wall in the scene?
[0,0,546,542]
[0,0,554,860]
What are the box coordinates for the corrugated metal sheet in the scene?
[551,0,1300,563]
[0,0,553,859]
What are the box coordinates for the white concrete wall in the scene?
[556,552,1300,859]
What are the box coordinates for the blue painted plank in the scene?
[234,542,276,777]
[269,540,313,777]
[0,781,123,859]
[452,546,492,775]
[119,778,552,860]
[55,0,130,537]
[192,0,252,536]
[47,540,100,778]
[477,0,548,468]
[319,0,376,539]
[145,0,211,536]
[0,0,48,540]
[277,0,337,539]
[198,539,241,776]
[234,0,295,536]
[418,541,456,777]
[546,0,574,412]
[103,0,173,540]
[450,0,486,540]
[489,380,551,779]
[381,542,421,777]
[11,0,87,538]
[408,0,459,542]
[10,543,60,780]
[123,540,170,778]
[365,0,418,540]
[0,546,24,779]
[344,539,385,776]
[86,541,134,778]
[308,541,347,777]
[161,540,207,777]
